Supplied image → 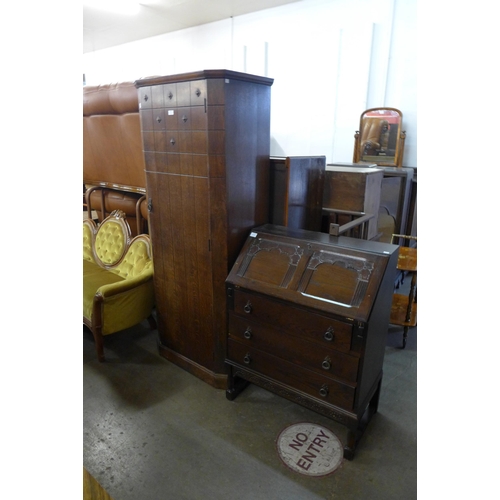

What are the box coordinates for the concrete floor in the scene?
[83,317,416,500]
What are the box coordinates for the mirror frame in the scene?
[353,107,406,167]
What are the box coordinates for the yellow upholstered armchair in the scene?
[83,210,156,361]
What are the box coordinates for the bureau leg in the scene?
[344,379,382,460]
[343,430,359,460]
[369,378,382,414]
[226,374,249,401]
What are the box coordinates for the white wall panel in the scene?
[330,24,374,163]
[83,0,417,167]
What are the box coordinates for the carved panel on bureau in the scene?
[236,237,304,287]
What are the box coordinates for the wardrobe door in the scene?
[150,170,213,366]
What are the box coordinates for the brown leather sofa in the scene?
[83,82,148,235]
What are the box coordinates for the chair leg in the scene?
[402,326,408,349]
[91,327,105,362]
[147,314,157,330]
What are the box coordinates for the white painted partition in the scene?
[83,0,417,167]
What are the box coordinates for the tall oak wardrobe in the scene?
[135,70,273,388]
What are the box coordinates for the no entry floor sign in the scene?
[276,423,343,477]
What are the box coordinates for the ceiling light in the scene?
[83,0,141,15]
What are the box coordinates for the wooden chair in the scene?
[389,235,417,348]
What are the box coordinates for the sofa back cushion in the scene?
[84,211,152,279]
[94,217,130,266]
[113,237,153,279]
[83,221,95,263]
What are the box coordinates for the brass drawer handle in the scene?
[321,357,332,371]
[170,138,176,145]
[319,385,329,397]
[324,327,334,342]
[244,328,252,340]
[243,301,252,314]
[243,353,251,365]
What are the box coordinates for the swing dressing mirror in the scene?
[353,108,406,167]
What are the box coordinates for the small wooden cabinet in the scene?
[225,224,399,459]
[326,163,416,246]
[323,165,384,240]
[269,156,325,231]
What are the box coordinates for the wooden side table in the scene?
[389,236,417,348]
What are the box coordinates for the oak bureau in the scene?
[225,224,399,459]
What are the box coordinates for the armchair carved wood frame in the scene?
[83,210,156,361]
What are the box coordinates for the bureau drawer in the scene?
[228,313,359,382]
[227,339,356,411]
[232,289,356,354]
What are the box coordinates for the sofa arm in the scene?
[95,270,153,299]
[94,276,155,336]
